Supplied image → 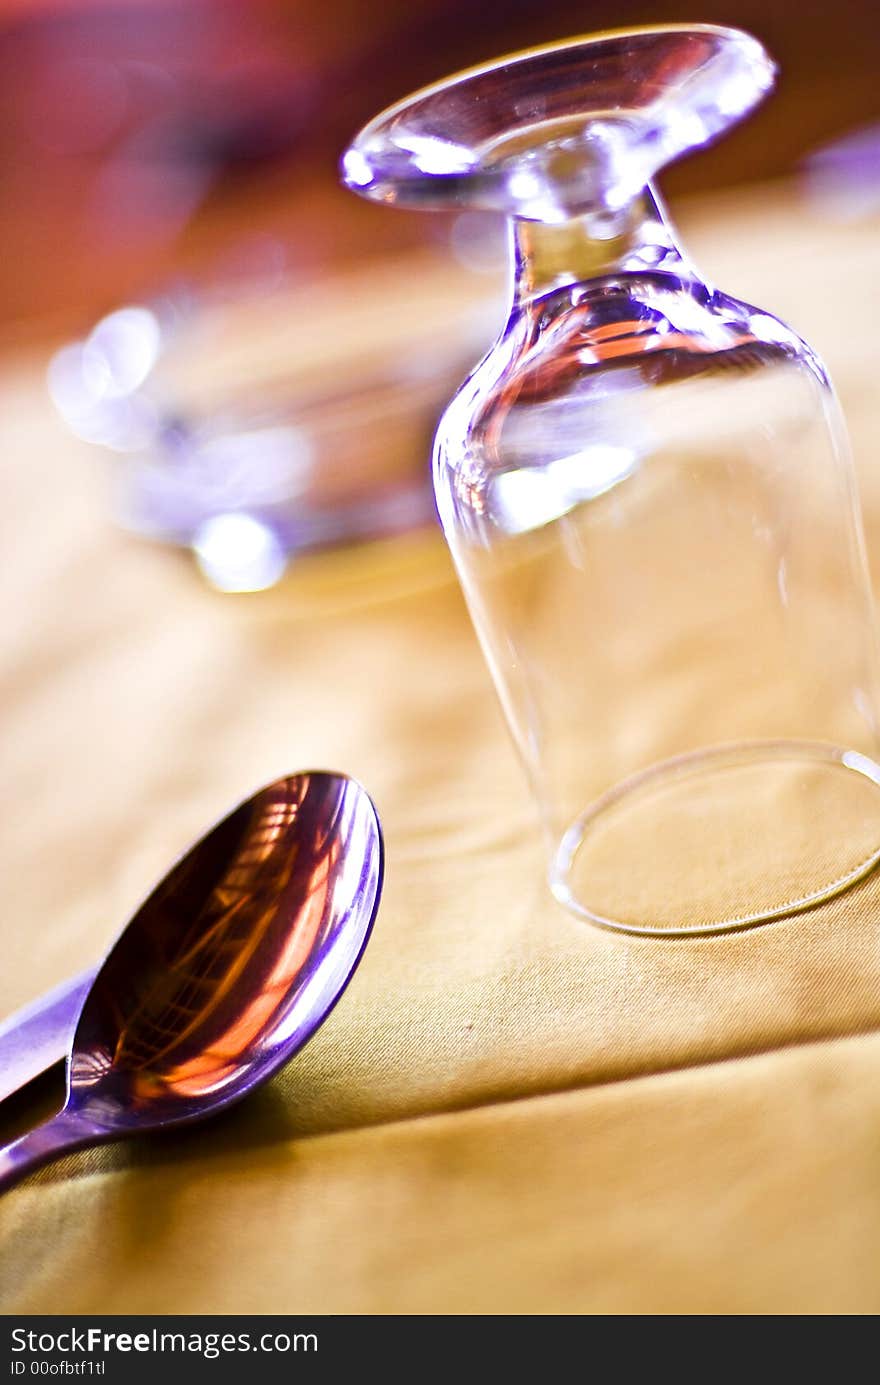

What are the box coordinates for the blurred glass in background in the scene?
[2,0,879,338]
[0,0,878,586]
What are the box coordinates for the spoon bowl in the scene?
[0,771,383,1191]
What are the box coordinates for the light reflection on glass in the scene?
[340,147,374,188]
[193,512,288,592]
[88,307,162,395]
[491,443,638,535]
[47,304,162,452]
[394,132,477,176]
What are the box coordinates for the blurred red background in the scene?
[0,0,877,343]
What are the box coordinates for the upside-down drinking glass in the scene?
[342,25,880,935]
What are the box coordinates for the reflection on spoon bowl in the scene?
[0,771,383,1193]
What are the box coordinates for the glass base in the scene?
[551,741,880,936]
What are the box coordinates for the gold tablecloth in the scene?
[2,182,880,1315]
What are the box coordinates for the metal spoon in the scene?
[0,771,383,1194]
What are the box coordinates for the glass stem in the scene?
[510,183,692,307]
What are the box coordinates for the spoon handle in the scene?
[0,1109,101,1195]
[0,967,95,1105]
